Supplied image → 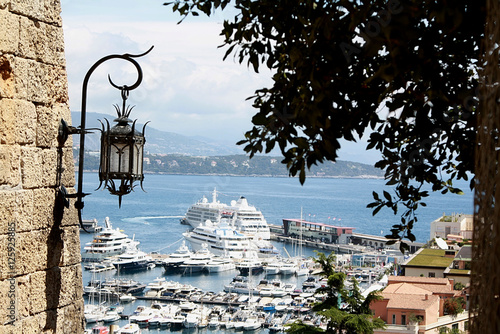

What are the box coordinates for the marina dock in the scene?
[135,295,245,307]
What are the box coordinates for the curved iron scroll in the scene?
[72,46,153,230]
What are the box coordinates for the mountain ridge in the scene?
[71,112,384,178]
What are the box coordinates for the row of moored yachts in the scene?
[86,280,327,332]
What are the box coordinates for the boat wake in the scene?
[122,215,184,224]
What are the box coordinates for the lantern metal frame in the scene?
[98,89,148,207]
[58,46,153,230]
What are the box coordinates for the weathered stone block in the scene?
[32,188,55,231]
[36,105,58,148]
[15,229,49,275]
[31,265,82,314]
[59,265,82,307]
[61,147,75,187]
[0,144,21,188]
[0,9,20,54]
[9,0,62,26]
[20,314,43,334]
[40,148,57,187]
[11,56,29,101]
[58,298,84,333]
[0,98,36,145]
[60,187,78,227]
[14,99,36,145]
[45,265,80,310]
[21,148,61,189]
[28,271,47,314]
[0,191,16,235]
[0,99,17,145]
[42,103,74,149]
[60,225,81,266]
[13,60,67,104]
[20,146,41,189]
[19,16,66,66]
[25,60,48,104]
[14,190,34,233]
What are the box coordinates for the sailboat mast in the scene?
[300,207,303,258]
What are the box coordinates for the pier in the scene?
[135,295,245,307]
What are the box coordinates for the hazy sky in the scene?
[60,0,380,164]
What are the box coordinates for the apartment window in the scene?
[392,314,396,324]
[401,315,407,325]
[428,272,436,277]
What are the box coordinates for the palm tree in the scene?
[288,252,385,334]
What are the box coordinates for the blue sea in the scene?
[80,173,474,332]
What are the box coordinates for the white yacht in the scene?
[161,241,193,272]
[203,257,236,273]
[82,217,139,262]
[279,261,297,275]
[179,244,214,273]
[80,218,102,233]
[263,260,282,275]
[183,219,258,258]
[144,277,169,297]
[112,245,154,272]
[235,251,264,276]
[182,188,271,240]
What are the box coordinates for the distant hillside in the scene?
[71,112,383,178]
[71,112,242,156]
[77,151,383,178]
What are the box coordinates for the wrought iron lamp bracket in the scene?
[58,46,153,232]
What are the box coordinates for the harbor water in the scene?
[80,173,474,332]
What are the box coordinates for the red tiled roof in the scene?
[383,283,433,295]
[383,292,440,310]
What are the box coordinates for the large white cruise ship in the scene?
[228,196,271,240]
[183,220,258,259]
[182,188,271,240]
[82,217,139,262]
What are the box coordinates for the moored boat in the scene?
[112,245,154,272]
[82,217,139,262]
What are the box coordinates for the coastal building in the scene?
[370,276,469,334]
[350,233,422,253]
[429,213,473,240]
[282,218,355,244]
[402,248,456,278]
[443,245,471,286]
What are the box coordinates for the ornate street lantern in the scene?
[98,89,147,207]
[58,47,153,230]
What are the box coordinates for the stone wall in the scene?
[0,0,84,333]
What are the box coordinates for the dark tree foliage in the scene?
[164,0,486,249]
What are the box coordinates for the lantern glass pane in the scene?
[132,142,143,175]
[110,143,130,174]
